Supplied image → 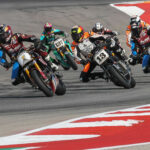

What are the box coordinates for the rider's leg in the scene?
[142,55,150,73]
[80,62,104,82]
[11,62,25,85]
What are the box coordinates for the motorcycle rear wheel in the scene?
[55,79,66,95]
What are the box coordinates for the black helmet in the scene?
[71,25,84,43]
[130,15,141,25]
[131,22,142,37]
[0,24,6,43]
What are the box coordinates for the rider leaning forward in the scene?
[0,24,49,85]
[71,23,127,82]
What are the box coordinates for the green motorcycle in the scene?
[52,37,78,70]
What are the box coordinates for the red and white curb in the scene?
[110,1,150,24]
[1,104,150,149]
[1,2,150,149]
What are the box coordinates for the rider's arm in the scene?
[130,40,138,56]
[0,48,6,64]
[104,28,117,36]
[40,33,45,41]
[142,21,150,29]
[54,29,66,37]
[0,48,11,69]
[71,43,82,64]
[17,33,37,43]
[40,33,47,44]
[126,25,132,47]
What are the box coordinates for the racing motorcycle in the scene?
[78,35,136,89]
[16,45,66,97]
[53,37,78,70]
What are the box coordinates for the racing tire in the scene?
[31,69,54,97]
[107,65,131,89]
[130,77,136,88]
[55,79,66,95]
[66,53,78,70]
[61,65,70,70]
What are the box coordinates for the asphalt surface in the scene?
[0,0,150,149]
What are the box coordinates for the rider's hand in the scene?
[34,39,41,50]
[112,31,118,36]
[80,60,88,65]
[64,32,69,38]
[3,62,12,69]
[128,53,139,65]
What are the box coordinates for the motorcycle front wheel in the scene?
[66,53,78,70]
[107,65,131,89]
[31,69,54,97]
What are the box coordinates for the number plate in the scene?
[78,39,94,53]
[94,49,109,65]
[17,51,32,67]
[54,38,65,48]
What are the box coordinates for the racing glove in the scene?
[3,62,12,69]
[64,32,69,38]
[34,39,42,50]
[80,59,88,65]
[112,31,118,36]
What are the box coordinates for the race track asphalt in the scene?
[0,0,150,149]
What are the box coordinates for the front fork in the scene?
[24,61,58,93]
[24,60,47,81]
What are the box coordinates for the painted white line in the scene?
[0,135,99,145]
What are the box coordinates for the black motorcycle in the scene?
[78,35,136,88]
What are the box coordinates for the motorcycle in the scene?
[16,45,66,97]
[78,35,136,89]
[53,37,78,70]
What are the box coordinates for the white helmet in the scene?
[130,15,141,25]
[95,22,103,31]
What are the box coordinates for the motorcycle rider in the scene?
[90,22,118,36]
[71,25,105,82]
[126,15,149,65]
[0,24,50,85]
[40,22,69,70]
[90,22,127,61]
[129,21,150,73]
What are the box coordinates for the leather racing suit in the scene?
[132,28,150,73]
[71,32,104,82]
[126,21,149,66]
[40,28,68,65]
[0,33,47,85]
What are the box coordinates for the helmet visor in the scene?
[45,27,52,33]
[71,33,82,42]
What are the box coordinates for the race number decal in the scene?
[78,39,94,53]
[54,38,65,49]
[17,51,32,67]
[94,49,109,65]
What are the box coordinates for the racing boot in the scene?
[80,71,90,82]
[12,76,25,86]
[143,66,150,73]
[90,72,106,80]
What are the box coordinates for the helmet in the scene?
[0,24,12,43]
[71,25,84,43]
[94,22,103,32]
[130,15,141,25]
[131,22,142,37]
[44,22,53,35]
